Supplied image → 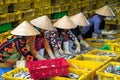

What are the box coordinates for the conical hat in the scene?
[95,5,115,17]
[11,21,40,36]
[30,15,54,31]
[53,15,75,29]
[70,13,89,27]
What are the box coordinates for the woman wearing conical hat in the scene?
[81,5,116,38]
[0,21,41,69]
[70,12,93,50]
[46,15,80,58]
[30,15,55,59]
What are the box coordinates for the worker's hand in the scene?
[108,30,117,34]
[106,34,116,39]
[35,54,46,60]
[74,39,81,53]
[76,46,81,53]
[80,40,90,48]
[59,48,64,55]
[102,30,117,35]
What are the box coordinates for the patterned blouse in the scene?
[46,29,76,50]
[35,35,44,51]
[0,35,36,62]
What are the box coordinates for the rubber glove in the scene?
[80,39,90,48]
[35,54,46,60]
[102,30,117,35]
[74,38,81,53]
[59,48,64,55]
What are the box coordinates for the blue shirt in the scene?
[81,15,104,35]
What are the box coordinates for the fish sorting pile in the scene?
[12,71,31,79]
[104,65,120,75]
[65,73,79,79]
[90,40,105,43]
[97,52,117,57]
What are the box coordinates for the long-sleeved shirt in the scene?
[81,14,105,37]
[46,29,76,50]
[0,35,36,62]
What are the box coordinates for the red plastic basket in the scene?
[27,58,69,79]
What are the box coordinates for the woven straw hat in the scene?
[30,15,54,31]
[95,5,115,17]
[53,15,75,29]
[70,13,89,27]
[11,21,40,36]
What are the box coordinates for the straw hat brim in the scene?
[70,13,89,27]
[11,21,40,36]
[30,15,55,31]
[53,15,76,29]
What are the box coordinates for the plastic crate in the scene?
[0,0,4,5]
[14,11,23,20]
[77,1,82,8]
[70,0,79,2]
[51,0,59,6]
[2,68,30,80]
[33,2,41,9]
[59,11,68,18]
[8,13,15,22]
[73,54,112,80]
[51,0,69,6]
[68,8,81,16]
[81,0,90,7]
[61,4,70,12]
[108,43,120,52]
[9,2,32,12]
[0,67,13,77]
[70,3,78,10]
[95,0,107,9]
[0,14,9,25]
[86,49,120,61]
[110,38,120,43]
[0,30,12,42]
[35,8,43,17]
[42,6,52,14]
[113,33,120,38]
[90,0,96,4]
[106,38,120,52]
[115,12,120,18]
[84,38,113,49]
[0,34,4,43]
[82,6,93,12]
[0,5,8,14]
[22,9,35,19]
[48,68,91,80]
[96,62,120,80]
[60,0,69,4]
[51,11,68,19]
[27,58,69,79]
[40,0,51,8]
[0,23,12,33]
[18,0,31,2]
[34,0,51,8]
[99,45,111,51]
[105,19,117,24]
[68,59,103,80]
[24,16,36,22]
[73,54,112,65]
[51,5,61,13]
[5,0,18,4]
